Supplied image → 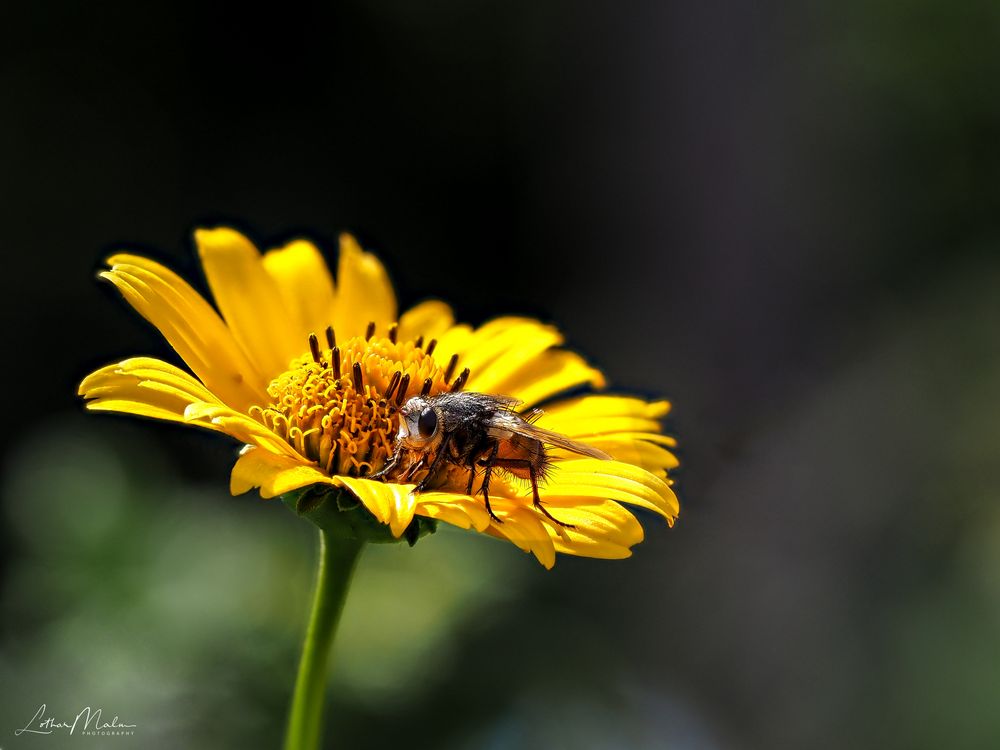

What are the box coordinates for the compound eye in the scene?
[417,406,438,439]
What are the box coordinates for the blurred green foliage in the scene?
[3,0,1000,747]
[0,423,527,749]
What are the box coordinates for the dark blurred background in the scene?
[2,1,999,748]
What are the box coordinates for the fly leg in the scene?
[466,463,477,495]
[528,461,574,529]
[412,434,452,494]
[400,455,427,482]
[477,441,502,523]
[489,457,575,529]
[370,448,402,481]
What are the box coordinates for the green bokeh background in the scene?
[2,1,999,748]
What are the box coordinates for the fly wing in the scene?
[430,392,522,414]
[487,410,612,460]
[517,422,612,460]
[480,394,522,411]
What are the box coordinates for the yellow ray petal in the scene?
[429,324,474,367]
[442,317,605,407]
[595,431,678,448]
[195,227,303,381]
[335,476,417,537]
[81,357,228,429]
[78,358,301,464]
[397,300,455,342]
[484,501,557,569]
[262,239,336,342]
[467,334,573,396]
[102,256,266,412]
[540,395,671,421]
[84,397,199,425]
[389,485,419,537]
[80,357,221,403]
[490,499,643,563]
[495,350,606,408]
[181,402,305,460]
[548,501,644,559]
[83,386,219,427]
[536,414,664,438]
[415,492,493,532]
[230,447,335,497]
[545,499,645,546]
[566,437,679,473]
[331,234,397,339]
[540,459,680,520]
[232,450,497,540]
[458,318,563,379]
[553,539,634,559]
[533,395,678,473]
[232,450,410,530]
[333,475,397,527]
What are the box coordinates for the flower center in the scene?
[251,323,468,477]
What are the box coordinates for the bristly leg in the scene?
[485,456,574,528]
[370,450,401,481]
[528,462,574,529]
[412,433,452,493]
[401,455,427,482]
[478,442,503,523]
[466,465,477,495]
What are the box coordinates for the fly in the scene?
[371,392,611,527]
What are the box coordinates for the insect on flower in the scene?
[373,393,611,526]
[79,228,679,568]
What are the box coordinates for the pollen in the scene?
[250,325,460,477]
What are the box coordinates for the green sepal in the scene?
[280,485,437,546]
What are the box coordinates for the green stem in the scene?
[283,529,364,750]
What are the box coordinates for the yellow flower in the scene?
[79,228,678,568]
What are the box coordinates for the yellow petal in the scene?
[230,447,334,497]
[84,397,197,424]
[397,300,455,342]
[79,359,302,462]
[484,501,557,569]
[388,486,419,537]
[536,414,664,438]
[466,330,568,395]
[102,256,267,412]
[547,500,644,559]
[262,239,336,342]
[233,452,511,553]
[572,437,679,473]
[182,402,305,460]
[594,431,678,448]
[485,498,644,563]
[496,350,606,408]
[80,357,221,403]
[541,459,679,520]
[430,324,474,367]
[195,227,303,381]
[335,476,417,537]
[439,316,604,407]
[331,234,397,339]
[459,318,563,379]
[414,492,493,532]
[533,395,678,474]
[231,451,491,538]
[80,357,231,433]
[230,450,410,531]
[541,395,671,422]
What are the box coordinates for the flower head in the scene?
[79,228,678,567]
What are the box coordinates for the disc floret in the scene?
[250,325,459,477]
